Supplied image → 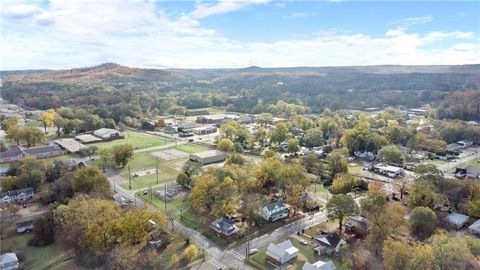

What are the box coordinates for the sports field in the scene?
[91,131,170,150]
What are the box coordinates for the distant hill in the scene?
[1,63,479,112]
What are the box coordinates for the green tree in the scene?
[326,194,358,232]
[72,167,111,195]
[326,150,348,178]
[407,182,436,209]
[29,214,55,246]
[286,138,299,154]
[377,145,404,164]
[97,147,112,170]
[410,206,437,239]
[23,126,45,147]
[432,235,474,270]
[270,123,289,144]
[6,125,24,145]
[112,144,134,168]
[1,116,19,130]
[303,127,324,147]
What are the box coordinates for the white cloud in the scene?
[283,12,316,19]
[190,0,268,19]
[1,0,478,70]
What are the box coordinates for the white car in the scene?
[299,239,308,245]
[248,248,258,255]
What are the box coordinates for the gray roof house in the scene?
[93,128,122,140]
[0,253,19,270]
[266,240,299,265]
[190,150,226,165]
[468,219,480,235]
[208,217,239,239]
[314,234,346,256]
[0,145,24,163]
[303,260,336,270]
[445,212,470,229]
[23,145,62,159]
[260,201,289,222]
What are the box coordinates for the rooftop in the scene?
[191,150,225,159]
[445,212,470,226]
[23,145,61,155]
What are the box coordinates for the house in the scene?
[93,128,122,140]
[75,134,103,143]
[177,121,197,132]
[303,260,336,270]
[260,201,289,222]
[162,126,178,134]
[457,140,473,148]
[192,126,217,135]
[16,220,34,233]
[455,166,480,180]
[190,150,226,165]
[23,145,62,159]
[345,216,370,237]
[54,138,86,153]
[0,145,24,163]
[314,234,346,255]
[0,187,34,204]
[208,217,239,238]
[0,253,19,270]
[265,240,299,265]
[468,219,480,235]
[373,164,404,178]
[445,212,470,229]
[446,143,463,153]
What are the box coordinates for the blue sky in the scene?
[1,0,479,69]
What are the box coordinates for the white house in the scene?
[303,260,336,270]
[266,240,299,265]
[260,201,289,222]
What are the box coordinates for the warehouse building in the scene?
[190,150,225,164]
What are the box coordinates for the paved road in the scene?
[437,146,479,174]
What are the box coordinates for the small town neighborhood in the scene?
[1,98,479,270]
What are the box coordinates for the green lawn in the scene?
[91,131,170,150]
[423,159,448,165]
[457,158,480,170]
[1,233,74,270]
[310,183,331,203]
[160,236,204,269]
[175,143,211,153]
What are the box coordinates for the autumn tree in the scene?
[326,150,348,178]
[431,235,475,270]
[40,109,57,132]
[286,183,304,213]
[112,143,134,168]
[182,244,198,263]
[270,123,289,144]
[382,238,433,270]
[217,138,233,152]
[331,174,356,194]
[326,194,358,232]
[286,138,300,154]
[97,147,112,171]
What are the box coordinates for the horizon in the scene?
[2,62,480,72]
[1,0,479,70]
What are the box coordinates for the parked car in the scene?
[248,248,258,255]
[300,239,308,245]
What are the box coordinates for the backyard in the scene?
[1,230,75,270]
[457,158,480,169]
[246,237,347,270]
[91,131,170,150]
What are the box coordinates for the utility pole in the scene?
[149,184,152,202]
[164,182,167,211]
[156,161,159,185]
[113,177,116,192]
[128,165,132,189]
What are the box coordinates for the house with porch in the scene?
[260,201,289,222]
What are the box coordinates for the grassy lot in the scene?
[247,237,347,270]
[348,161,364,175]
[118,151,180,189]
[175,143,211,153]
[160,236,204,269]
[456,158,480,169]
[310,183,331,203]
[91,131,169,150]
[1,231,74,270]
[423,159,448,165]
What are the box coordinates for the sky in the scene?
[1,0,479,70]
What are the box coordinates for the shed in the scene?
[75,134,103,143]
[55,138,86,153]
[190,150,225,164]
[303,260,336,270]
[266,240,299,265]
[445,212,470,229]
[0,252,19,270]
[93,128,122,140]
[468,219,480,235]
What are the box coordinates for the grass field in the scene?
[457,158,480,170]
[159,236,204,269]
[175,143,211,153]
[91,131,170,150]
[423,159,448,165]
[118,151,180,189]
[1,232,74,270]
[310,183,331,203]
